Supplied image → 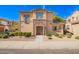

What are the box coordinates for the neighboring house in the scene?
[65,10,79,35]
[0,18,10,32]
[20,9,64,35]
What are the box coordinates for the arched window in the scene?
[25,15,30,23]
[72,17,74,19]
[36,12,44,20]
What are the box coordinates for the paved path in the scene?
[35,35,44,43]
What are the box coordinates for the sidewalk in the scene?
[0,35,79,49]
[0,40,79,49]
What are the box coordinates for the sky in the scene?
[0,5,79,21]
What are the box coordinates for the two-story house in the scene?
[20,9,64,36]
[65,10,79,35]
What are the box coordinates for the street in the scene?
[0,49,79,54]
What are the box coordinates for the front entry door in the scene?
[36,26,43,35]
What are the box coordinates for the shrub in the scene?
[14,32,19,36]
[46,33,52,37]
[46,31,52,36]
[18,32,23,36]
[2,34,9,39]
[0,33,9,39]
[54,33,59,37]
[58,34,63,38]
[9,32,32,37]
[9,32,15,36]
[75,36,79,39]
[0,34,2,38]
[23,32,27,36]
[25,32,31,37]
[48,37,52,40]
[66,33,72,38]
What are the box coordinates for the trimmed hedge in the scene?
[24,32,31,37]
[0,32,32,39]
[0,34,9,39]
[2,34,9,39]
[9,32,31,37]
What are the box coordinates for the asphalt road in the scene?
[0,49,79,54]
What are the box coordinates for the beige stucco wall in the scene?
[72,24,79,35]
[20,13,34,35]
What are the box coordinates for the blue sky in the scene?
[0,5,79,21]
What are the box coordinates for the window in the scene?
[72,17,74,19]
[68,19,71,22]
[36,12,44,20]
[53,26,57,31]
[25,15,30,23]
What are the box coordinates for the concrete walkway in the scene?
[35,35,44,43]
[0,36,79,49]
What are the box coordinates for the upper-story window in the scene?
[25,15,30,23]
[72,17,74,19]
[68,19,71,22]
[36,12,44,20]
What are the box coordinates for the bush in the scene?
[9,32,23,36]
[54,33,59,37]
[58,34,63,38]
[46,31,52,36]
[46,33,52,37]
[18,32,23,36]
[9,32,32,37]
[25,32,31,37]
[48,37,52,40]
[9,32,15,36]
[75,36,79,39]
[2,34,9,39]
[14,32,19,36]
[0,33,9,39]
[66,33,72,38]
[0,34,3,38]
[23,32,27,36]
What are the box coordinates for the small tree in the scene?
[53,16,64,22]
